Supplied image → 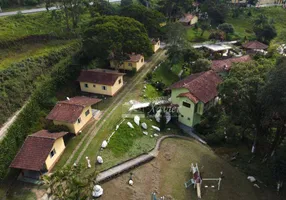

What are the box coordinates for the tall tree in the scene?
[201,0,229,25]
[121,0,133,7]
[219,60,272,153]
[260,58,286,154]
[253,15,277,44]
[82,16,153,60]
[120,4,165,37]
[157,0,193,21]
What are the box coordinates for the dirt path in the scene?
[0,102,28,141]
[65,50,167,167]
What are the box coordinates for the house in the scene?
[46,96,101,134]
[242,41,268,54]
[10,130,68,180]
[179,14,198,26]
[110,53,145,71]
[168,70,222,127]
[151,38,160,52]
[211,55,252,75]
[194,43,235,58]
[77,69,125,96]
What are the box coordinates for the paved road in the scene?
[96,135,192,183]
[0,0,121,17]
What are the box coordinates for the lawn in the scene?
[186,27,210,42]
[144,84,162,99]
[0,40,75,70]
[151,61,179,86]
[0,12,66,44]
[101,138,281,200]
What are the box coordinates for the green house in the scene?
[169,70,222,127]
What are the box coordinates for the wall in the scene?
[110,57,145,71]
[45,137,66,171]
[53,106,93,134]
[79,81,113,96]
[111,77,124,96]
[191,16,198,25]
[171,88,204,127]
[152,41,160,52]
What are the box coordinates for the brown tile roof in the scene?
[127,53,143,62]
[242,41,268,50]
[46,96,101,123]
[170,70,222,104]
[211,55,252,73]
[10,130,68,171]
[77,69,125,86]
[177,92,199,104]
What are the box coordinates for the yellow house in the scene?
[46,96,101,134]
[179,14,198,26]
[110,53,145,71]
[77,69,125,96]
[151,38,160,53]
[10,130,68,180]
[169,70,222,127]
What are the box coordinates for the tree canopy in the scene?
[253,14,277,44]
[120,4,165,38]
[82,16,153,60]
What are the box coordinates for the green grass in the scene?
[0,12,66,44]
[152,62,179,86]
[144,84,162,99]
[186,27,210,42]
[0,40,75,70]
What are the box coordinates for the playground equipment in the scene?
[184,163,222,199]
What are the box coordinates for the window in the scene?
[128,63,132,67]
[187,117,191,120]
[141,58,144,62]
[93,84,96,88]
[183,101,191,108]
[181,114,184,118]
[102,86,106,90]
[195,104,198,113]
[118,79,122,84]
[85,109,90,116]
[50,148,56,158]
[77,117,81,124]
[84,83,88,88]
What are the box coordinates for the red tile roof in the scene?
[242,41,268,50]
[127,53,143,62]
[77,69,125,86]
[177,92,199,104]
[10,130,68,171]
[170,70,222,104]
[46,96,101,123]
[211,55,252,73]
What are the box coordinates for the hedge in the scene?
[0,44,82,180]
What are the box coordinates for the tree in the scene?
[219,60,272,153]
[47,0,87,30]
[88,0,115,16]
[159,111,166,131]
[120,4,165,38]
[253,15,277,43]
[165,22,187,47]
[82,16,153,60]
[218,23,234,37]
[202,0,229,25]
[260,58,286,154]
[191,58,211,73]
[121,0,133,7]
[157,0,193,21]
[198,20,211,36]
[43,165,96,200]
[209,30,225,41]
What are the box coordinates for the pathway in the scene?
[64,50,167,166]
[178,122,207,144]
[95,135,192,183]
[0,102,28,141]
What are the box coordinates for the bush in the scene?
[45,123,70,133]
[24,0,40,6]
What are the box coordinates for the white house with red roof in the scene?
[168,70,222,127]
